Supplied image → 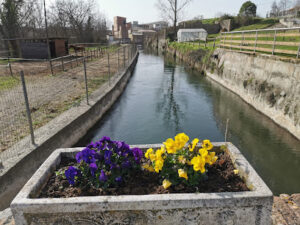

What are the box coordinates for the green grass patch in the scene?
[0,76,19,91]
[233,18,279,31]
[201,18,219,24]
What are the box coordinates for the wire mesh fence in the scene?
[0,44,137,163]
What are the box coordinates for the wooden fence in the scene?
[219,27,300,58]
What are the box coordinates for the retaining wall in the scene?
[207,49,300,140]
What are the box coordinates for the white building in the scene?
[177,29,208,42]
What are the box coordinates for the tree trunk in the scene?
[174,0,177,36]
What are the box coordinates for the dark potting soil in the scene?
[38,152,249,198]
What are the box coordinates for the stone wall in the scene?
[207,49,300,140]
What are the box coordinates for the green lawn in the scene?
[233,18,279,31]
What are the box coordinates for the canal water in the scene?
[77,50,300,195]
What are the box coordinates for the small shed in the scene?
[177,29,208,42]
[3,37,68,59]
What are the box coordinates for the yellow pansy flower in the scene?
[162,179,172,189]
[209,152,218,165]
[142,164,155,172]
[202,140,213,151]
[149,153,156,162]
[189,138,199,152]
[164,138,177,154]
[145,148,153,159]
[178,169,188,180]
[156,148,165,161]
[234,169,239,175]
[154,159,164,173]
[178,155,186,164]
[199,148,208,157]
[175,133,189,149]
[191,155,206,173]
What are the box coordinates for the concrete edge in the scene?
[0,51,139,210]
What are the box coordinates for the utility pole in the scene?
[43,0,53,76]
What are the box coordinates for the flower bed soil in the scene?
[38,151,249,198]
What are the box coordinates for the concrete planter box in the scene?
[11,143,273,225]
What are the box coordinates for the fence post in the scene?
[240,32,244,51]
[230,34,233,50]
[61,58,65,71]
[254,30,258,53]
[272,30,277,55]
[117,48,120,72]
[70,58,73,69]
[8,63,13,76]
[49,60,54,76]
[123,46,126,68]
[75,52,79,66]
[204,38,207,48]
[213,38,216,48]
[83,58,89,105]
[107,52,111,86]
[20,71,35,145]
[297,43,300,59]
[128,46,130,64]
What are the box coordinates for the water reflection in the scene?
[155,63,184,133]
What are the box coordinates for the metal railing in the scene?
[0,44,138,163]
[219,27,300,58]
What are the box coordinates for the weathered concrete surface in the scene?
[0,51,139,211]
[4,193,299,225]
[11,143,273,225]
[0,208,14,225]
[207,49,300,140]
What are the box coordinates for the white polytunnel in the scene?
[177,29,208,42]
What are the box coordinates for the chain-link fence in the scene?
[0,44,137,163]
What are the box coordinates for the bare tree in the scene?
[156,0,193,34]
[48,0,107,43]
[270,1,279,17]
[278,0,291,15]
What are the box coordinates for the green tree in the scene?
[239,1,257,17]
[0,0,23,57]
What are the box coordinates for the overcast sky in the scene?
[98,0,276,24]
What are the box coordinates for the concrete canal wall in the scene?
[160,42,300,140]
[208,49,300,140]
[0,51,139,210]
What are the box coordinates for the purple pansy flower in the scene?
[65,166,80,185]
[89,163,97,177]
[99,170,108,182]
[115,176,122,183]
[132,148,143,163]
[76,148,96,164]
[122,159,131,169]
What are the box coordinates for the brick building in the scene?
[112,16,132,40]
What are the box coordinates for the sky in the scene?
[98,0,276,24]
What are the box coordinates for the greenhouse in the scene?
[177,29,208,42]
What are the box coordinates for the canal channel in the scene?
[77,50,300,195]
